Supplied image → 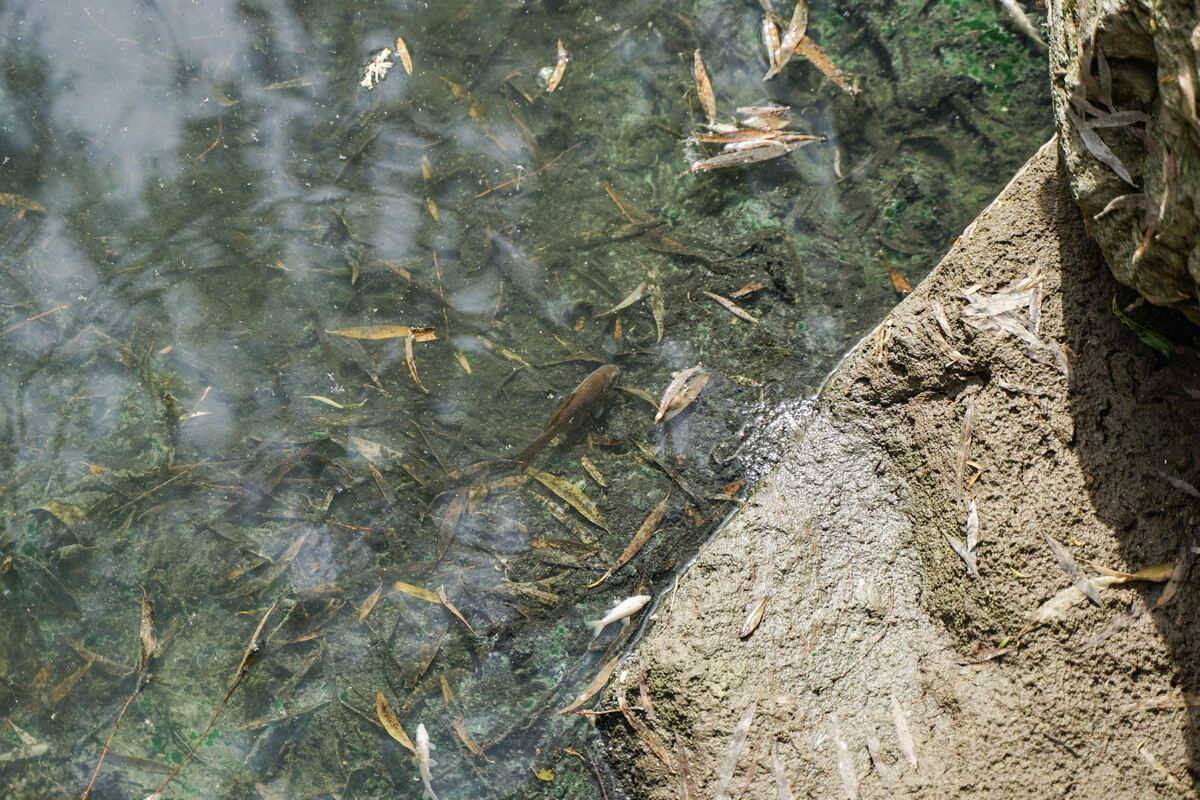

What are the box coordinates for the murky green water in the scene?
[0,1,1050,797]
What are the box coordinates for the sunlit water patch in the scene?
[0,0,1050,797]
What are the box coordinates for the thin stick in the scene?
[473,142,582,198]
[191,117,222,162]
[4,304,68,335]
[148,604,277,798]
[81,691,138,800]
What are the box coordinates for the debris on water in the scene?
[555,656,619,715]
[361,47,395,90]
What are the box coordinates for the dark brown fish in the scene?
[518,365,619,467]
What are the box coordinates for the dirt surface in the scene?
[594,139,1200,799]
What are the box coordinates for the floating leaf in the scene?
[376,691,416,753]
[693,50,717,126]
[793,36,855,94]
[534,767,554,781]
[528,469,608,531]
[661,373,708,423]
[393,581,441,604]
[1112,295,1172,357]
[556,656,619,715]
[546,39,568,93]
[654,366,701,423]
[325,325,437,341]
[393,36,413,74]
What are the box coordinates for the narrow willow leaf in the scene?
[703,291,760,324]
[596,282,645,317]
[654,366,701,423]
[325,325,437,341]
[138,588,158,684]
[376,691,416,752]
[528,469,608,531]
[556,656,618,715]
[1044,533,1101,606]
[891,690,917,767]
[393,581,441,604]
[394,36,413,74]
[1111,295,1172,357]
[694,50,717,125]
[661,373,708,423]
[1065,107,1134,185]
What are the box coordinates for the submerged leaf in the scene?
[393,581,441,604]
[138,587,158,685]
[325,325,436,341]
[32,501,88,533]
[528,469,608,531]
[376,691,416,753]
[661,373,708,423]
[693,50,717,126]
[556,656,618,715]
[703,291,760,324]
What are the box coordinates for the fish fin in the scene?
[586,618,605,638]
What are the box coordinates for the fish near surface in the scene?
[518,365,619,467]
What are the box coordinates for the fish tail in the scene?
[586,619,605,638]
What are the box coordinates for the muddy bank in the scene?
[595,139,1200,798]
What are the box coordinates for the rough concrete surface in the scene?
[595,139,1200,799]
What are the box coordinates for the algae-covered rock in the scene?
[1049,0,1200,323]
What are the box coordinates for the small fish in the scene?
[998,0,1048,51]
[416,723,439,800]
[518,365,620,467]
[587,594,651,638]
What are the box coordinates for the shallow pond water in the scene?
[0,0,1051,797]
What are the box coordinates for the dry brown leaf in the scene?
[661,373,708,423]
[1065,106,1135,185]
[778,1,809,70]
[394,36,413,74]
[556,656,619,715]
[793,36,855,94]
[376,691,416,753]
[590,492,671,587]
[678,734,700,800]
[731,282,766,298]
[1087,560,1173,583]
[1150,535,1195,611]
[762,15,782,80]
[654,366,701,423]
[617,385,657,407]
[325,325,436,341]
[694,50,718,126]
[703,291,760,324]
[547,40,568,93]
